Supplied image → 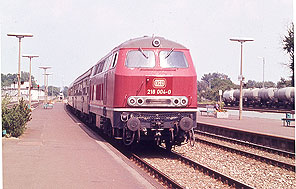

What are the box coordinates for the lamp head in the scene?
[7,33,33,38]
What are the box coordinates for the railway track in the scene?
[195,130,295,158]
[130,153,184,188]
[174,142,295,188]
[197,122,295,153]
[195,132,295,171]
[134,146,253,188]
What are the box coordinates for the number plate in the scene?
[146,77,172,96]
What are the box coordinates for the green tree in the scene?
[1,72,36,88]
[245,80,275,88]
[48,86,61,96]
[198,72,237,101]
[283,23,294,86]
[2,98,32,137]
[277,77,292,88]
[62,86,69,97]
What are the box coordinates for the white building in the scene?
[2,82,45,102]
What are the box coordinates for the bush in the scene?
[2,98,32,137]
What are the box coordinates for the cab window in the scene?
[159,51,188,68]
[125,50,155,68]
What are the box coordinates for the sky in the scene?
[0,0,293,88]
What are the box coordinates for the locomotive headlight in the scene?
[128,97,136,106]
[173,98,180,106]
[181,97,188,106]
[137,97,144,106]
[152,38,161,47]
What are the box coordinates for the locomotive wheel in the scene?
[165,141,173,151]
[123,126,135,146]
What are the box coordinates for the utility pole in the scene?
[7,33,33,102]
[23,54,39,109]
[230,37,254,120]
[39,66,51,105]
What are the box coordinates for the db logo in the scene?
[153,78,166,88]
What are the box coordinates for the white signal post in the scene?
[22,54,39,109]
[7,33,33,102]
[230,37,254,120]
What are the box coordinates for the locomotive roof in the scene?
[116,36,187,49]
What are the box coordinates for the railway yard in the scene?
[2,102,295,189]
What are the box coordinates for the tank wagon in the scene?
[274,87,295,108]
[68,36,197,149]
[223,87,294,109]
[222,89,235,106]
[258,88,276,107]
[244,88,260,106]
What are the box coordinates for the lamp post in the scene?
[230,37,254,120]
[39,66,51,104]
[7,33,33,102]
[44,73,52,102]
[22,54,39,109]
[258,57,265,88]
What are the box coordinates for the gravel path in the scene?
[174,142,296,188]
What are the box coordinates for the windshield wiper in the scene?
[138,48,148,59]
[165,48,174,59]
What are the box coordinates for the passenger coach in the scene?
[68,36,197,150]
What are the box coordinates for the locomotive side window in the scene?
[103,55,112,72]
[91,65,98,76]
[96,60,105,74]
[159,51,188,68]
[111,52,118,68]
[125,50,155,68]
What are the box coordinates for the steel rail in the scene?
[195,137,295,172]
[195,130,295,158]
[168,149,254,189]
[130,153,184,189]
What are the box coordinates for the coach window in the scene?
[159,51,188,68]
[125,50,155,68]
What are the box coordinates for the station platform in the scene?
[197,111,295,140]
[2,103,159,189]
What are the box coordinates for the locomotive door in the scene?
[86,79,90,114]
[103,73,108,105]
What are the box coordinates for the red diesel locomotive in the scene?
[68,36,197,149]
